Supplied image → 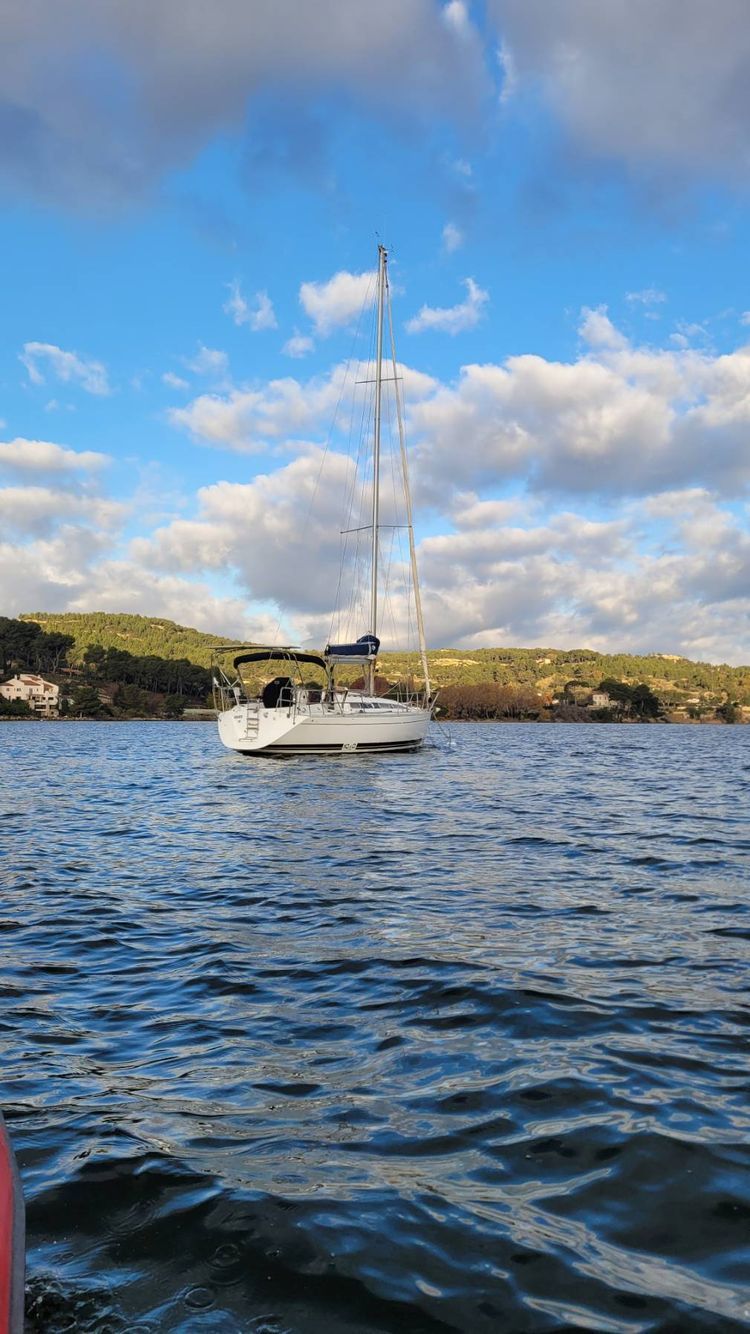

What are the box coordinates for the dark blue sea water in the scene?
[1,721,749,1332]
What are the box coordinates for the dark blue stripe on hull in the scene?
[237,738,425,756]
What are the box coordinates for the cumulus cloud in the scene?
[162,371,189,390]
[406,277,488,334]
[407,486,750,662]
[407,316,750,502]
[8,307,750,664]
[184,345,229,379]
[20,342,110,396]
[65,562,275,642]
[168,316,750,506]
[0,437,107,474]
[223,281,277,331]
[169,373,346,452]
[5,391,750,665]
[124,457,750,663]
[489,0,750,183]
[578,306,628,351]
[282,330,315,359]
[0,453,280,639]
[0,523,271,641]
[299,270,376,335]
[133,449,357,616]
[0,486,122,540]
[0,1,488,208]
[169,360,437,451]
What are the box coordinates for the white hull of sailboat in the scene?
[218,698,430,755]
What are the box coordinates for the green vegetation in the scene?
[82,644,211,698]
[22,612,235,668]
[5,611,748,722]
[0,615,74,675]
[68,685,111,718]
[0,696,37,718]
[2,615,211,719]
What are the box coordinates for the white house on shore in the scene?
[0,674,60,716]
[591,691,613,709]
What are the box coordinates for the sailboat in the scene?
[213,244,433,755]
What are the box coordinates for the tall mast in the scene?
[368,243,386,694]
[385,265,431,699]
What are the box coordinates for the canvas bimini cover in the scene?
[324,634,380,665]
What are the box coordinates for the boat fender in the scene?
[0,1112,24,1334]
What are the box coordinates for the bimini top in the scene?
[233,647,328,673]
[324,634,380,665]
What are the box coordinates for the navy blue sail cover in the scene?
[324,634,380,663]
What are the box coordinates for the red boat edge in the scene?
[0,1113,24,1334]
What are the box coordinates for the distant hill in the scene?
[23,612,236,669]
[22,611,750,709]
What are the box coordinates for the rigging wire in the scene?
[329,288,379,645]
[267,267,377,648]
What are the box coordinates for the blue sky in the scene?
[2,0,750,661]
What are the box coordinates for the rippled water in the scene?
[2,720,749,1332]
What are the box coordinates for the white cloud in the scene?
[497,40,518,105]
[0,523,270,641]
[20,342,110,396]
[407,318,750,503]
[406,277,488,334]
[125,456,750,663]
[223,281,277,331]
[578,306,628,351]
[133,449,357,616]
[0,486,122,539]
[9,308,750,665]
[43,399,75,414]
[162,371,189,390]
[442,222,464,253]
[248,291,277,332]
[184,345,229,378]
[408,486,750,662]
[282,330,315,359]
[740,312,750,326]
[667,319,710,350]
[66,561,274,641]
[489,0,750,183]
[169,373,345,452]
[169,318,750,505]
[299,270,376,335]
[443,1,470,37]
[0,437,107,474]
[626,288,667,307]
[169,360,438,452]
[223,280,250,327]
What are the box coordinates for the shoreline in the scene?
[1,715,742,727]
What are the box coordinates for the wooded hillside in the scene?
[22,612,750,709]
